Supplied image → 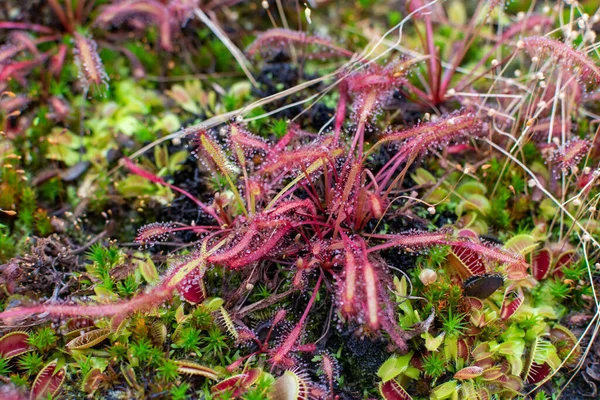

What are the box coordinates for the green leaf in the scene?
[432,380,458,400]
[137,254,159,285]
[504,234,538,255]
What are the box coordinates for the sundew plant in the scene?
[0,0,599,399]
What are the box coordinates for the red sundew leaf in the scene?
[379,379,413,400]
[30,360,66,400]
[121,157,218,221]
[49,44,68,77]
[177,267,206,304]
[0,56,47,85]
[271,276,322,368]
[321,352,338,394]
[264,199,316,218]
[381,111,481,145]
[454,366,484,380]
[294,344,317,353]
[551,139,591,173]
[341,235,359,315]
[532,248,552,281]
[208,226,258,265]
[136,222,173,244]
[224,225,294,269]
[260,147,333,174]
[367,230,450,253]
[0,331,32,358]
[0,43,25,64]
[72,33,108,90]
[0,284,174,321]
[500,287,524,320]
[95,0,173,50]
[522,36,600,90]
[229,123,270,151]
[195,130,240,175]
[246,28,353,58]
[369,192,385,220]
[363,256,380,330]
[446,143,474,154]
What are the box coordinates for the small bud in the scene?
[491,59,498,67]
[528,179,537,188]
[427,206,436,215]
[514,69,521,77]
[262,0,269,8]
[573,198,582,206]
[419,269,437,286]
[246,283,254,291]
[582,234,591,242]
[446,88,456,96]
